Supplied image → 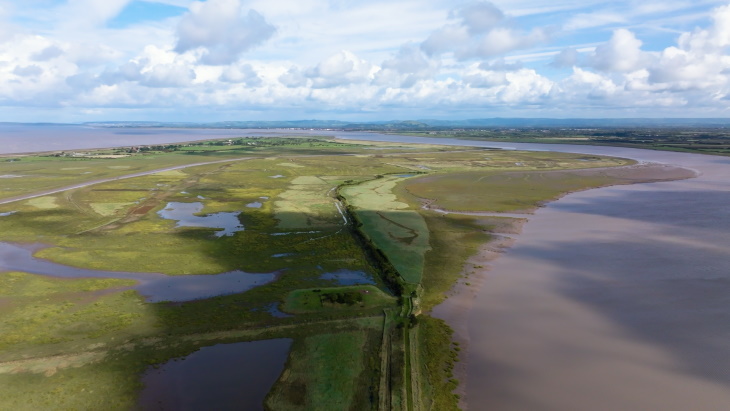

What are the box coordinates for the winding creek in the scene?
[2,127,730,408]
[0,242,278,303]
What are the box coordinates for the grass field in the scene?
[265,327,380,410]
[405,169,627,212]
[340,176,430,284]
[283,285,396,314]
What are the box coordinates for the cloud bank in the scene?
[0,0,729,121]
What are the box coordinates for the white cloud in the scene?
[59,0,133,29]
[421,25,470,56]
[498,69,554,103]
[564,12,627,31]
[220,63,263,86]
[469,27,550,58]
[141,63,196,88]
[464,70,508,88]
[305,50,376,89]
[13,65,43,77]
[32,45,64,62]
[677,4,730,53]
[551,48,580,67]
[590,29,646,72]
[421,1,550,60]
[374,43,437,88]
[2,0,730,120]
[279,66,308,88]
[452,1,504,34]
[175,0,276,65]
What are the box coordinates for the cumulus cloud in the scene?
[374,43,437,88]
[32,45,64,62]
[479,59,522,71]
[141,63,196,88]
[464,70,508,88]
[498,69,554,103]
[678,4,730,53]
[464,59,522,88]
[13,65,43,77]
[220,63,262,86]
[451,1,504,34]
[644,4,730,95]
[278,66,308,88]
[3,0,730,119]
[175,0,276,65]
[551,48,579,67]
[590,29,645,72]
[421,25,470,56]
[305,51,375,89]
[421,1,550,60]
[470,27,549,59]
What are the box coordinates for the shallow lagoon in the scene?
[320,269,375,286]
[157,202,244,237]
[138,339,292,410]
[0,242,277,302]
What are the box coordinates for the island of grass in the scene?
[0,135,687,410]
[283,286,396,314]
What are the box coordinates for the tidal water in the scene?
[137,339,292,411]
[0,124,249,154]
[0,123,400,155]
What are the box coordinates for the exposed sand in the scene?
[431,161,730,410]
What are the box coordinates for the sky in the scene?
[1,0,730,122]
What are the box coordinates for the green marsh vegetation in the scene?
[0,136,640,410]
[401,128,730,156]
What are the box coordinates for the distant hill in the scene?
[83,118,730,130]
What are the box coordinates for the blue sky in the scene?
[1,0,730,122]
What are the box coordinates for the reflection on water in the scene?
[138,339,292,411]
[0,242,277,302]
[246,201,263,208]
[272,253,295,258]
[320,269,375,285]
[158,202,243,237]
[263,302,293,318]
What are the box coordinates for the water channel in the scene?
[0,242,278,303]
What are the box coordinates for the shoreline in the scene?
[429,162,698,410]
